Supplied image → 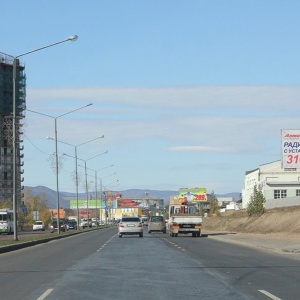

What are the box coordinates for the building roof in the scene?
[245,168,259,175]
[266,181,300,186]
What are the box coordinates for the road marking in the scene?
[97,235,115,252]
[37,289,53,300]
[258,290,282,300]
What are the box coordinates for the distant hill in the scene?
[25,186,177,208]
[25,186,241,209]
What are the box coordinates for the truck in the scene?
[168,203,202,237]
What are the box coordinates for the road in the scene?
[1,227,300,300]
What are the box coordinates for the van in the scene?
[148,216,166,233]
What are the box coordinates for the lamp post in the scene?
[83,165,114,225]
[83,165,114,226]
[27,103,92,233]
[2,35,78,241]
[102,179,119,224]
[47,136,105,230]
[64,151,108,226]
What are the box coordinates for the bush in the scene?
[247,185,266,216]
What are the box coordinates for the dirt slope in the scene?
[203,206,300,235]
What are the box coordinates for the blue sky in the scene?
[2,1,300,194]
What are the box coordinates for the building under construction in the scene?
[0,53,26,205]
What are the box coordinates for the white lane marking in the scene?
[162,238,186,251]
[258,290,282,300]
[97,235,116,251]
[36,288,53,300]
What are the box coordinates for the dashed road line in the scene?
[161,236,186,251]
[97,235,115,252]
[36,288,53,300]
[258,290,282,300]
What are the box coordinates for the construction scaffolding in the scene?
[0,52,26,204]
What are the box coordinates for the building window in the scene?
[274,190,287,199]
[296,190,300,196]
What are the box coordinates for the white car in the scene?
[80,218,92,229]
[118,217,143,238]
[33,221,45,231]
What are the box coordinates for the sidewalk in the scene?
[203,231,300,255]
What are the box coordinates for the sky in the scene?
[1,0,300,195]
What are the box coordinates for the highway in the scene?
[1,227,300,300]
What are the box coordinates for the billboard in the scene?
[117,199,164,209]
[281,129,300,168]
[178,188,207,203]
[49,209,65,219]
[69,199,117,209]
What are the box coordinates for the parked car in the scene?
[50,220,68,233]
[33,221,45,231]
[118,216,143,238]
[80,218,92,229]
[148,216,166,233]
[91,218,99,227]
[67,219,77,230]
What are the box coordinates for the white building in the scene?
[217,197,240,211]
[242,160,300,209]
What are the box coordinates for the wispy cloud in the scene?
[27,85,300,110]
[167,146,231,152]
[25,85,300,156]
[24,81,298,193]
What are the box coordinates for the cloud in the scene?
[27,85,300,112]
[24,84,300,158]
[167,146,231,152]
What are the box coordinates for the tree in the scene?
[197,203,205,217]
[209,193,220,216]
[21,189,51,227]
[247,185,266,216]
[0,201,12,209]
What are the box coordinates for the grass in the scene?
[0,227,95,247]
[0,225,112,248]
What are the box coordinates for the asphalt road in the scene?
[1,227,300,300]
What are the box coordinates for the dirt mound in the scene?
[203,206,300,235]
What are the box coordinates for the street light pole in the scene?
[63,151,108,227]
[3,35,78,241]
[103,180,119,224]
[47,136,105,230]
[83,165,114,226]
[27,103,92,233]
[99,172,117,224]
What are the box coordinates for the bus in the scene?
[0,209,14,234]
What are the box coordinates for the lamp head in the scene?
[66,35,78,42]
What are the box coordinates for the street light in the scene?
[27,103,92,233]
[2,35,78,240]
[81,165,115,225]
[46,136,105,230]
[102,179,119,224]
[64,151,108,225]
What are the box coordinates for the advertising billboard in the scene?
[117,199,164,209]
[178,187,207,203]
[69,199,117,209]
[281,129,300,168]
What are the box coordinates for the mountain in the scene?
[25,186,241,209]
[25,186,177,208]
